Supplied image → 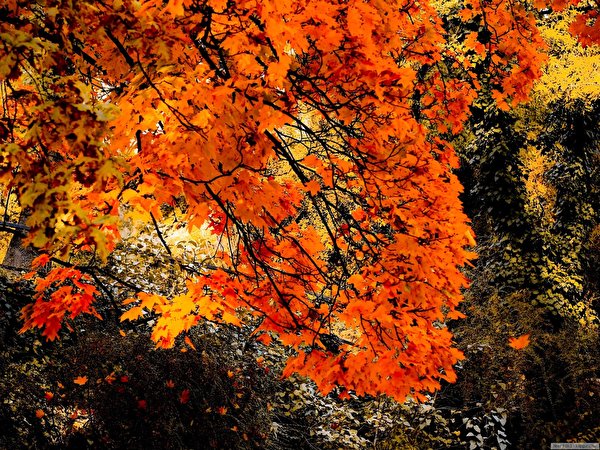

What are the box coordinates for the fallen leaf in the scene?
[179,389,190,404]
[74,376,88,385]
[184,335,196,350]
[508,334,530,350]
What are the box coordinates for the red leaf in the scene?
[179,389,190,404]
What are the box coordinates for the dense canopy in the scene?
[0,0,595,402]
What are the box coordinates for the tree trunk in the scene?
[2,212,36,270]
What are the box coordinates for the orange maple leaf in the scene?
[35,409,45,418]
[305,179,321,196]
[508,334,530,350]
[73,376,88,385]
[256,333,272,345]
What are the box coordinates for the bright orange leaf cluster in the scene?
[21,267,100,341]
[1,0,595,401]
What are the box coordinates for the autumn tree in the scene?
[0,0,589,402]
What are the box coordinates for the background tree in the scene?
[445,7,600,447]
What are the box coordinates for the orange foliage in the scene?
[1,0,590,401]
[20,268,101,341]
